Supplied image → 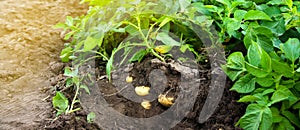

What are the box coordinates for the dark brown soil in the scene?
[42,56,246,130]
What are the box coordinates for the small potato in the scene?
[135,86,150,96]
[141,100,151,109]
[158,94,174,107]
[126,76,133,83]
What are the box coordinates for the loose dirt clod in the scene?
[0,0,87,129]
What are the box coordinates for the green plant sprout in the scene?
[52,66,90,116]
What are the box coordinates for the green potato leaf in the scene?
[284,0,293,9]
[245,62,270,78]
[234,10,247,21]
[262,89,275,95]
[262,17,285,36]
[125,24,139,35]
[270,87,290,105]
[179,0,191,12]
[275,117,295,130]
[237,104,272,130]
[60,47,73,62]
[282,110,300,128]
[280,38,300,63]
[64,67,77,77]
[224,17,241,37]
[246,41,272,78]
[244,10,273,21]
[222,51,246,81]
[238,95,260,103]
[65,16,74,26]
[271,59,294,78]
[270,107,283,123]
[54,23,68,29]
[52,92,69,116]
[80,84,90,95]
[106,51,114,81]
[226,52,245,70]
[216,0,231,6]
[262,6,282,18]
[159,17,172,28]
[87,112,96,123]
[129,49,148,62]
[247,41,263,67]
[84,36,102,52]
[222,65,246,81]
[267,0,285,5]
[230,74,256,93]
[256,76,274,87]
[156,32,181,46]
[270,86,298,107]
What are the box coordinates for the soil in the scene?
[0,0,87,129]
[43,56,246,130]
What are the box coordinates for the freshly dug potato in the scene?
[135,86,150,96]
[141,100,151,109]
[126,76,133,83]
[158,94,174,107]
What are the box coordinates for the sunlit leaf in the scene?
[244,10,272,21]
[154,45,172,54]
[84,36,102,52]
[238,95,260,103]
[234,10,247,21]
[60,47,73,62]
[159,17,172,28]
[125,24,139,35]
[179,0,191,12]
[280,38,300,63]
[66,16,74,26]
[54,23,68,29]
[156,32,181,46]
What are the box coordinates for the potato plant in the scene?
[53,0,209,118]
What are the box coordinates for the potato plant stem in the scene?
[68,82,80,114]
[135,16,165,62]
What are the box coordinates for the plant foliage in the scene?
[55,0,300,129]
[220,0,300,129]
